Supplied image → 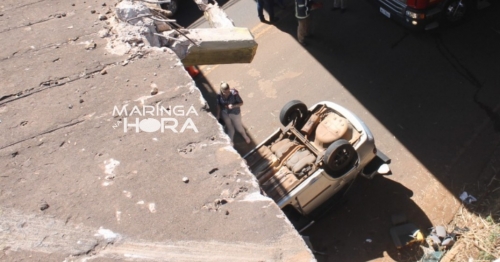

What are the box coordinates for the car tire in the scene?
[323,139,357,172]
[161,0,179,16]
[442,0,472,25]
[279,100,308,127]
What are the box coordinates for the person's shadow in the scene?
[302,175,433,262]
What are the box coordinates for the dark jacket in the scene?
[217,89,243,115]
[295,0,311,19]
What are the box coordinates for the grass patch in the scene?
[446,173,500,261]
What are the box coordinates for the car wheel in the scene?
[161,0,179,16]
[323,139,357,171]
[279,100,308,127]
[443,0,470,24]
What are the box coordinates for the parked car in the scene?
[160,0,179,16]
[243,100,390,229]
[376,0,481,30]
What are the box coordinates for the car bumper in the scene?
[377,0,442,30]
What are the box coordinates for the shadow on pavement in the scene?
[267,0,500,208]
[305,175,432,262]
[187,0,500,260]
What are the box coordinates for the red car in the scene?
[376,0,486,30]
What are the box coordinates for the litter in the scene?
[422,225,460,261]
[420,249,445,262]
[429,226,452,244]
[429,234,441,245]
[459,191,477,204]
[441,237,454,247]
[435,226,447,238]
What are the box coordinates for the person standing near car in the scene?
[295,0,320,46]
[332,0,346,13]
[257,0,279,23]
[216,82,251,144]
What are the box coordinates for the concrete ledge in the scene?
[181,28,258,66]
[0,0,313,261]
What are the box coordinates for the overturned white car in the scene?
[244,100,390,225]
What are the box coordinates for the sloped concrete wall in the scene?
[0,0,314,261]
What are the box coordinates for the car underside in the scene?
[244,101,389,222]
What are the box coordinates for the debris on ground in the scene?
[459,191,477,204]
[39,200,50,211]
[150,83,159,95]
[85,41,97,50]
[420,225,462,262]
[389,213,425,249]
[426,226,457,250]
[105,0,256,63]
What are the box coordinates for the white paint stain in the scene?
[104,158,120,176]
[102,181,113,187]
[148,203,157,213]
[135,93,164,105]
[124,253,147,258]
[122,190,132,198]
[241,192,271,202]
[95,227,119,241]
[116,211,122,223]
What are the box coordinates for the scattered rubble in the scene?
[420,225,461,262]
[103,0,255,64]
[148,203,157,213]
[459,191,477,204]
[150,83,158,95]
[85,41,97,50]
[39,200,50,211]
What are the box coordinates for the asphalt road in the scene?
[180,0,500,260]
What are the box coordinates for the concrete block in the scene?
[181,27,258,66]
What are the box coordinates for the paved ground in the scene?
[0,0,314,261]
[188,0,500,260]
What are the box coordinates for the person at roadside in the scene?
[295,0,320,46]
[332,0,346,13]
[216,82,251,144]
[257,0,280,24]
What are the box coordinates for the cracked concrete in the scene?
[0,0,314,261]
